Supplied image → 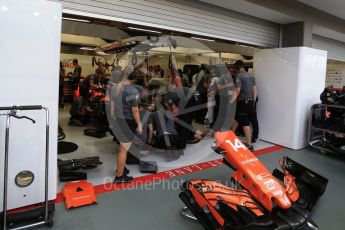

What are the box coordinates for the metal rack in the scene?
[308,103,345,154]
[0,105,54,230]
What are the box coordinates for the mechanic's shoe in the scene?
[116,167,130,176]
[69,118,83,127]
[140,145,151,156]
[74,120,84,127]
[187,138,200,144]
[112,136,119,144]
[177,149,184,156]
[166,149,180,162]
[174,149,183,159]
[204,118,209,127]
[244,143,254,152]
[113,174,133,183]
[140,150,150,156]
[235,131,244,137]
[251,136,259,143]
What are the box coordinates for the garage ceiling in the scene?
[198,0,345,44]
[198,0,300,24]
[199,0,345,24]
[297,0,345,20]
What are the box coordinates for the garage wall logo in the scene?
[106,35,236,170]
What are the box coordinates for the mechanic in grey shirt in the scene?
[107,68,124,120]
[215,70,236,131]
[235,72,256,101]
[231,61,257,151]
[218,73,236,100]
[114,84,139,120]
[113,68,142,183]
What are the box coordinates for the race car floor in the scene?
[52,109,345,230]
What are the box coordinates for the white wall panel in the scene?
[0,0,61,210]
[58,0,280,47]
[254,47,327,149]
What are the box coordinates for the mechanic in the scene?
[193,64,209,124]
[169,68,183,88]
[69,96,91,126]
[231,60,257,151]
[113,67,142,183]
[165,87,206,149]
[59,61,65,108]
[79,69,104,99]
[71,58,82,100]
[215,65,236,131]
[204,67,220,128]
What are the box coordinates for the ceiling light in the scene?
[191,36,215,42]
[33,12,40,16]
[238,44,253,48]
[95,50,111,56]
[80,47,94,51]
[128,27,162,34]
[62,17,90,23]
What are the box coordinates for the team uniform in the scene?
[113,84,139,143]
[235,72,256,126]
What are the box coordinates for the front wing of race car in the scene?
[179,179,320,230]
[272,157,328,211]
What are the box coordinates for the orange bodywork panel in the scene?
[187,180,264,228]
[214,131,296,211]
[189,180,264,215]
[62,180,97,209]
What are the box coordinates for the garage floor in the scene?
[57,106,274,190]
[49,134,345,230]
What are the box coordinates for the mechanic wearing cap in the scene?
[231,61,257,151]
[113,68,143,183]
[79,69,104,99]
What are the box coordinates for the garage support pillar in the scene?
[281,21,313,47]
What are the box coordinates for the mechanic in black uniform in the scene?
[231,61,257,151]
[71,58,82,100]
[79,69,104,99]
[232,62,259,142]
[165,87,206,149]
[194,64,209,124]
[59,61,65,108]
[249,84,259,143]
